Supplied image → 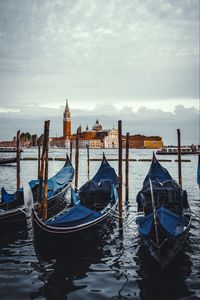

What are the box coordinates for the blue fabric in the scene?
[137,207,188,238]
[71,188,80,205]
[46,204,101,227]
[143,153,172,186]
[92,157,118,186]
[1,160,74,203]
[136,213,153,236]
[136,153,184,209]
[157,207,188,237]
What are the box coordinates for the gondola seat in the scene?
[79,179,112,211]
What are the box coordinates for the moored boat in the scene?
[0,147,23,153]
[156,145,200,155]
[0,156,74,231]
[135,153,191,268]
[32,154,118,262]
[0,157,17,165]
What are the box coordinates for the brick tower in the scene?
[63,99,71,139]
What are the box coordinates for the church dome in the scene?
[92,118,102,131]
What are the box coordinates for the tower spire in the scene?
[65,99,69,112]
[63,99,71,138]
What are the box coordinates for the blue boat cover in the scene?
[136,213,153,236]
[1,158,74,203]
[45,154,118,228]
[157,207,188,237]
[137,207,188,238]
[46,203,101,227]
[92,154,118,186]
[143,152,172,186]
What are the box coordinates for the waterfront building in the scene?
[0,99,164,149]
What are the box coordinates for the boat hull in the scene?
[0,183,71,234]
[0,158,17,165]
[32,203,117,262]
[136,208,191,268]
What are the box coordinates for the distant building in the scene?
[104,128,118,148]
[0,99,164,149]
[128,135,163,149]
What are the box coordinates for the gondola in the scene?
[0,156,74,231]
[135,153,191,268]
[197,154,200,187]
[32,154,118,262]
[0,157,17,165]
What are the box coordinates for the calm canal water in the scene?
[0,148,199,300]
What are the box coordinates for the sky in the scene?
[0,0,199,145]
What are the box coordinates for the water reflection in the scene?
[136,244,194,300]
[31,224,117,299]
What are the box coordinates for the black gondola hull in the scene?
[0,183,71,234]
[32,204,117,262]
[139,219,191,268]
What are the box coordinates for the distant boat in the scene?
[0,157,17,165]
[32,154,119,262]
[0,156,74,232]
[156,145,200,155]
[135,153,191,268]
[0,147,23,153]
[197,154,200,187]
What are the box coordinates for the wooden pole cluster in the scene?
[74,127,80,192]
[16,130,21,191]
[177,128,182,187]
[125,132,129,203]
[118,120,123,218]
[37,120,50,220]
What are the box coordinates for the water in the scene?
[0,149,199,300]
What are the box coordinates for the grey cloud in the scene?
[0,0,199,104]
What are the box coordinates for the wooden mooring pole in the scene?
[16,130,21,191]
[70,141,73,162]
[118,120,123,218]
[37,137,41,180]
[125,132,129,204]
[42,120,50,221]
[75,127,80,192]
[86,143,90,180]
[177,128,182,187]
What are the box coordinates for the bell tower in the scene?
[63,99,71,139]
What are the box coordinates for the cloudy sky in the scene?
[0,0,199,144]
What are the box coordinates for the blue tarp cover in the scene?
[136,213,153,236]
[157,207,188,237]
[137,207,188,237]
[92,157,118,186]
[143,153,172,186]
[46,204,101,227]
[1,160,74,203]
